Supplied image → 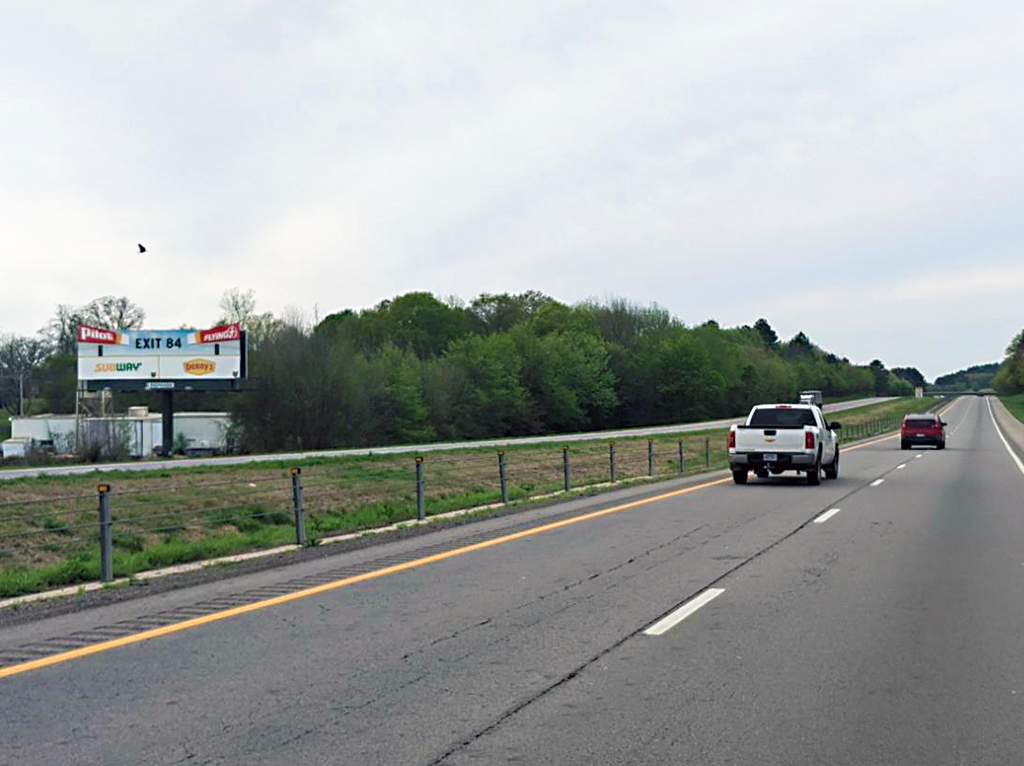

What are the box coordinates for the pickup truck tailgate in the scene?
[734,428,808,453]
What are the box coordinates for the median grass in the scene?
[825,397,942,427]
[0,397,924,599]
[1000,394,1024,425]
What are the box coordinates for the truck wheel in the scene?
[901,440,909,450]
[732,469,748,485]
[807,454,821,485]
[823,448,839,480]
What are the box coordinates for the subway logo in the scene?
[94,362,143,373]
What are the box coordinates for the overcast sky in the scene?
[3,1,1022,379]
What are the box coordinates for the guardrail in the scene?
[0,411,921,596]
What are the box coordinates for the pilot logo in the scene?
[184,359,216,376]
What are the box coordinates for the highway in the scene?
[0,396,893,480]
[2,395,1022,765]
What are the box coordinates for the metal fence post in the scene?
[705,437,710,469]
[679,441,685,474]
[648,439,654,476]
[416,456,425,520]
[498,451,508,504]
[562,446,570,492]
[97,484,113,583]
[291,467,306,546]
[610,443,617,483]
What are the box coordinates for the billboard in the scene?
[77,323,247,391]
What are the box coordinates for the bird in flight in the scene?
[138,243,146,253]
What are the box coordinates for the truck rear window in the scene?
[906,418,937,429]
[749,409,817,428]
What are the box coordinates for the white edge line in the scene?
[814,508,841,524]
[645,588,726,636]
[986,399,1024,477]
[870,478,885,487]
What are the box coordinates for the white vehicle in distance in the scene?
[728,403,841,485]
[799,389,823,408]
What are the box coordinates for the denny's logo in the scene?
[183,359,216,376]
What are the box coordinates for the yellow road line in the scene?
[845,433,898,449]
[3,399,962,680]
[0,476,731,680]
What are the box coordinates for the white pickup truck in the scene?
[727,403,841,485]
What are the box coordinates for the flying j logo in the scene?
[94,362,143,373]
[184,359,216,376]
[188,323,241,344]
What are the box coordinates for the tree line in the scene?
[3,290,923,450]
[933,362,1000,391]
[993,330,1024,394]
[230,291,920,450]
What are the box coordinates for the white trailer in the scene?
[10,412,232,458]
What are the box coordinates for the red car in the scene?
[900,413,947,450]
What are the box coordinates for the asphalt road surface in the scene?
[0,397,893,480]
[3,395,1021,765]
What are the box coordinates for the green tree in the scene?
[469,291,555,335]
[385,292,470,357]
[365,345,435,444]
[869,359,890,395]
[753,318,780,350]
[514,329,618,432]
[229,322,342,451]
[444,334,532,437]
[783,332,815,361]
[320,292,470,358]
[37,353,77,413]
[993,329,1024,393]
[587,298,675,351]
[891,367,927,388]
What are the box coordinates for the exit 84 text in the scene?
[135,337,183,349]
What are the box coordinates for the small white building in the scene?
[1,437,32,459]
[10,411,232,458]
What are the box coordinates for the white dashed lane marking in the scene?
[814,508,841,524]
[645,589,726,636]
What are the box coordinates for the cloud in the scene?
[1,0,1022,379]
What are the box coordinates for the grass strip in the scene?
[0,397,926,598]
[1000,394,1024,425]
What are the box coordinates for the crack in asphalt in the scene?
[239,524,718,737]
[398,523,707,664]
[425,471,903,765]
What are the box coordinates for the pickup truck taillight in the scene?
[728,430,736,449]
[805,431,816,450]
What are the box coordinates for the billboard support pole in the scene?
[162,390,174,457]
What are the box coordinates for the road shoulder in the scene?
[0,468,731,629]
[991,397,1024,461]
